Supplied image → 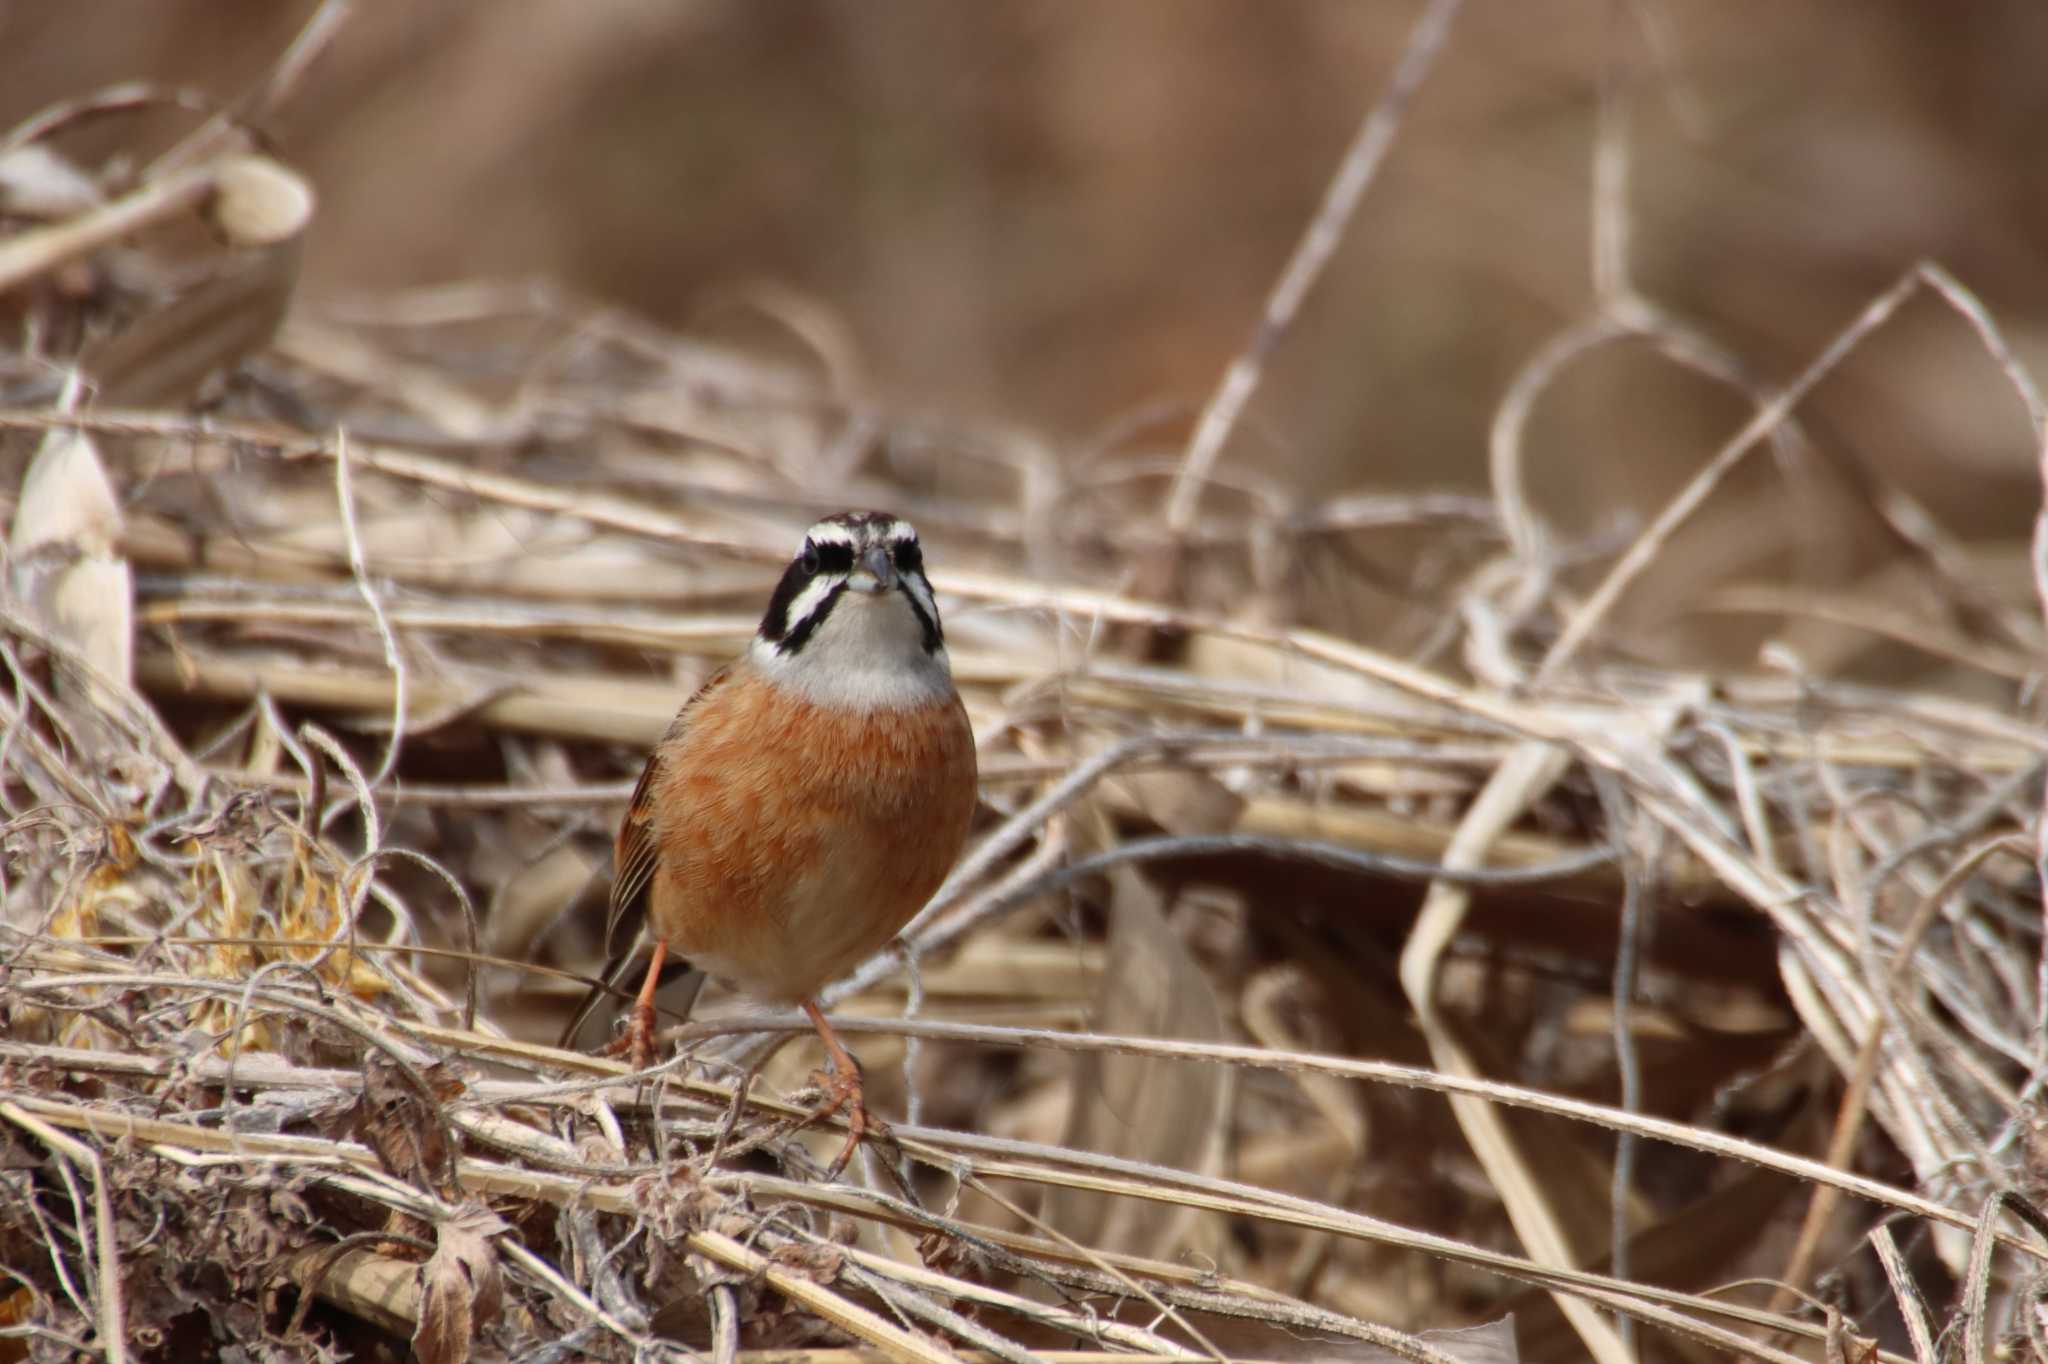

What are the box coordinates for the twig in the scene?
[0,1102,130,1364]
[1772,831,2035,1308]
[331,430,407,789]
[1540,261,2048,677]
[146,0,353,175]
[1163,0,1465,531]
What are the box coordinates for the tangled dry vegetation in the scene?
[4,15,2048,1364]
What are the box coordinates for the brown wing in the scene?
[604,748,665,960]
[557,664,731,1050]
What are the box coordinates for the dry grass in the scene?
[2,9,2047,1364]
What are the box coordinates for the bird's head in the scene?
[750,511,953,709]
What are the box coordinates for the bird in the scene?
[560,510,978,1176]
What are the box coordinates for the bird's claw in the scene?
[806,1063,882,1179]
[601,1001,658,1072]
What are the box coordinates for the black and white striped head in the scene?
[749,511,953,709]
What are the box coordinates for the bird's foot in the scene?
[806,1060,883,1179]
[600,999,658,1072]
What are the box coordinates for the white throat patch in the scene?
[750,586,954,711]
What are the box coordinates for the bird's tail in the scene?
[557,945,705,1051]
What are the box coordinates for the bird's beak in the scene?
[851,545,897,594]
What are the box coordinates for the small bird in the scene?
[561,510,978,1175]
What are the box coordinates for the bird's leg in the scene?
[600,938,666,1072]
[800,997,876,1178]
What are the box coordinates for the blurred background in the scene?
[4,0,2046,675]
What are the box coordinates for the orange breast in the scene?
[642,670,977,1002]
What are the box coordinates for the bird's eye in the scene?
[892,541,923,573]
[799,544,821,575]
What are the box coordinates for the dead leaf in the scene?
[483,841,594,962]
[349,1051,464,1200]
[44,556,132,687]
[204,155,316,247]
[8,426,134,727]
[1045,865,1231,1255]
[0,144,102,219]
[1504,1152,1802,1359]
[0,1283,41,1364]
[1107,766,1245,835]
[1196,1312,1520,1364]
[413,1205,508,1364]
[2022,1101,2048,1202]
[13,425,121,557]
[768,1241,845,1283]
[82,154,312,404]
[84,237,303,405]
